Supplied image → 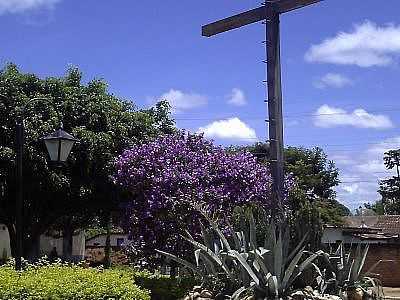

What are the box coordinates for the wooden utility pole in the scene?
[202,0,321,208]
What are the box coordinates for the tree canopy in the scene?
[113,133,285,263]
[379,149,400,214]
[230,143,349,225]
[0,64,174,257]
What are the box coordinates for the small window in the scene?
[117,238,125,247]
[93,242,100,246]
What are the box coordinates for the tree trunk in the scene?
[104,213,112,269]
[62,227,73,262]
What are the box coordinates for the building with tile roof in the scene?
[322,215,400,287]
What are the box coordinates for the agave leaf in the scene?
[364,276,384,300]
[365,259,394,276]
[241,231,248,252]
[229,250,260,286]
[336,243,344,267]
[253,249,270,275]
[346,243,353,265]
[195,249,201,266]
[267,275,279,297]
[156,250,201,276]
[264,220,276,251]
[247,209,257,250]
[253,260,261,273]
[350,244,363,282]
[281,246,305,289]
[199,221,214,251]
[286,232,309,265]
[347,258,356,284]
[181,235,233,278]
[214,240,221,254]
[287,250,323,288]
[198,208,232,252]
[334,243,342,256]
[257,247,270,257]
[231,286,247,300]
[357,244,369,278]
[282,226,291,262]
[274,229,283,281]
[298,250,324,273]
[263,250,274,276]
[226,219,241,251]
[198,251,217,275]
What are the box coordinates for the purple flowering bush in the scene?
[114,133,275,264]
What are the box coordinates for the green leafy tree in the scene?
[230,143,349,250]
[363,201,385,215]
[0,64,174,259]
[379,149,400,214]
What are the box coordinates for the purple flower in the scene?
[114,132,287,261]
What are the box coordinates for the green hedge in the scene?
[0,260,150,300]
[132,270,194,300]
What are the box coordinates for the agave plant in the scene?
[319,243,388,300]
[228,211,322,300]
[157,203,322,300]
[157,204,249,298]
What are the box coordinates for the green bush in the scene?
[0,259,150,300]
[131,270,195,300]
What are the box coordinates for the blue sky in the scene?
[1,0,400,210]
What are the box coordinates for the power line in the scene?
[175,105,400,122]
[340,180,379,184]
[216,137,400,148]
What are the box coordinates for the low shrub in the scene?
[132,270,195,300]
[0,259,150,300]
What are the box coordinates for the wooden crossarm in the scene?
[202,7,266,37]
[202,0,322,37]
[275,0,322,14]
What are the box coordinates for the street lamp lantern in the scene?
[42,126,78,164]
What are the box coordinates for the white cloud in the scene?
[305,21,400,67]
[330,154,355,166]
[227,88,247,106]
[367,136,400,155]
[342,183,360,194]
[333,136,400,209]
[0,0,60,14]
[313,73,353,89]
[198,117,257,141]
[314,105,393,129]
[151,89,207,114]
[356,160,387,173]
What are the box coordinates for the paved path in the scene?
[384,288,400,299]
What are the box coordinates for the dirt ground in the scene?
[384,288,400,299]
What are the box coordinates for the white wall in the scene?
[0,224,85,261]
[322,227,387,245]
[72,231,85,257]
[86,234,128,247]
[0,224,11,259]
[39,231,86,259]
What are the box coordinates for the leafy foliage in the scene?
[379,149,400,214]
[114,133,282,265]
[0,64,174,257]
[131,270,195,300]
[231,143,349,250]
[0,259,150,300]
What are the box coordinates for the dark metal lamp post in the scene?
[2,95,79,271]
